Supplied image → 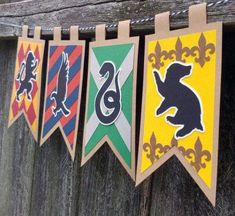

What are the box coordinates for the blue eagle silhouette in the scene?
[50,52,71,117]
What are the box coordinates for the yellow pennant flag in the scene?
[136,3,222,205]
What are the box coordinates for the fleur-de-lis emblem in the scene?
[171,137,211,172]
[168,37,191,62]
[188,138,211,172]
[190,33,215,67]
[143,132,171,164]
[144,133,211,172]
[148,33,215,69]
[148,42,168,70]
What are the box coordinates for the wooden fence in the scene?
[0,0,234,215]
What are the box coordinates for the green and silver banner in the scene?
[82,21,139,179]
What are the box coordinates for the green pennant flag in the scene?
[82,39,138,179]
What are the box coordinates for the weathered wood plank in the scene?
[0,0,23,4]
[77,145,152,216]
[0,1,234,216]
[28,21,235,216]
[0,40,16,216]
[0,40,36,216]
[29,41,85,216]
[29,131,82,216]
[0,0,234,38]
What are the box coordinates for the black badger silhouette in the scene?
[153,61,204,138]
[16,51,38,101]
[50,52,71,117]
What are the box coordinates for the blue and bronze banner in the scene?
[40,27,85,160]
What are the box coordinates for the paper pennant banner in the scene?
[136,3,222,205]
[8,26,45,141]
[81,21,139,179]
[40,27,85,160]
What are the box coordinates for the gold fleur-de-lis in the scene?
[143,133,158,163]
[189,138,211,172]
[144,134,211,172]
[143,132,171,164]
[176,137,211,172]
[148,42,168,70]
[171,136,211,172]
[167,37,191,62]
[190,33,215,67]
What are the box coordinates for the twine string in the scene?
[0,0,230,34]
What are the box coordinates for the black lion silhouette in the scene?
[16,51,38,102]
[153,61,204,138]
[50,52,71,117]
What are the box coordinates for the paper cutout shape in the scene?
[82,21,139,179]
[136,4,222,205]
[8,26,45,141]
[153,61,205,139]
[40,27,85,160]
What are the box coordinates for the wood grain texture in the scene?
[0,1,234,216]
[0,0,234,38]
[0,40,36,216]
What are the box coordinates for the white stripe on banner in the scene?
[85,45,134,151]
[85,50,101,145]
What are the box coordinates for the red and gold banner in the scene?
[136,4,222,205]
[8,26,45,141]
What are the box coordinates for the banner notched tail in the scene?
[40,26,85,160]
[8,25,45,141]
[81,21,139,180]
[136,3,222,205]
